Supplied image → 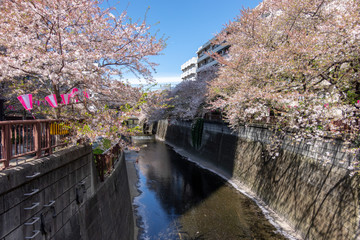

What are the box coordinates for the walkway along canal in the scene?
[126,141,295,240]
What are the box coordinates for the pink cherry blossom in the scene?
[0,0,165,145]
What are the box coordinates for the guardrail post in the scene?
[33,122,41,158]
[95,154,105,182]
[2,124,11,167]
[46,122,52,155]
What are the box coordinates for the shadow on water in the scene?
[139,142,222,215]
[133,141,288,240]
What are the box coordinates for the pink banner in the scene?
[17,94,33,110]
[61,94,71,105]
[83,90,89,99]
[70,88,79,97]
[45,94,58,108]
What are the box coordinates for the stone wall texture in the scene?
[158,119,360,240]
[0,144,133,240]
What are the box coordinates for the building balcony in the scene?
[181,57,198,71]
[196,60,218,72]
[181,71,196,79]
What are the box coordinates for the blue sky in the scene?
[101,0,262,84]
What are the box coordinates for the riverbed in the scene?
[127,141,290,240]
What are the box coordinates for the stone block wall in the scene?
[158,120,359,240]
[66,153,134,240]
[0,144,134,240]
[0,145,93,240]
[163,120,238,175]
[233,139,358,240]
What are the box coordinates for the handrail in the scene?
[0,119,70,169]
[0,119,58,125]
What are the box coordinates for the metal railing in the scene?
[93,143,121,182]
[0,119,69,169]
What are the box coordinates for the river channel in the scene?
[129,141,288,240]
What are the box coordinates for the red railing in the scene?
[0,119,69,169]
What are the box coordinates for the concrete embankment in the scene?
[0,144,134,240]
[156,119,359,240]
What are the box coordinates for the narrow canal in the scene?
[130,141,288,240]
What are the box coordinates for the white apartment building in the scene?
[181,39,229,81]
[196,39,229,73]
[180,57,198,81]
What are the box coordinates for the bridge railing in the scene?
[0,119,70,169]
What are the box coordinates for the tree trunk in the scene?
[52,83,61,119]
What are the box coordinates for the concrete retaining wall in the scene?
[0,145,133,240]
[158,119,359,240]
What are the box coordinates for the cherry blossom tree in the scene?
[166,67,215,120]
[0,0,165,144]
[208,0,360,169]
[144,66,217,122]
[138,89,170,123]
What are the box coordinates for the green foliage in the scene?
[102,138,112,150]
[93,148,104,155]
[127,125,142,134]
[80,124,92,134]
[120,103,132,112]
[346,90,359,104]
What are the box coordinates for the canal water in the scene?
[131,141,288,240]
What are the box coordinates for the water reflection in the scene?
[134,141,287,240]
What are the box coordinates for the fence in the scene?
[0,119,69,169]
[94,143,122,182]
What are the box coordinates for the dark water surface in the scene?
[133,141,287,240]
